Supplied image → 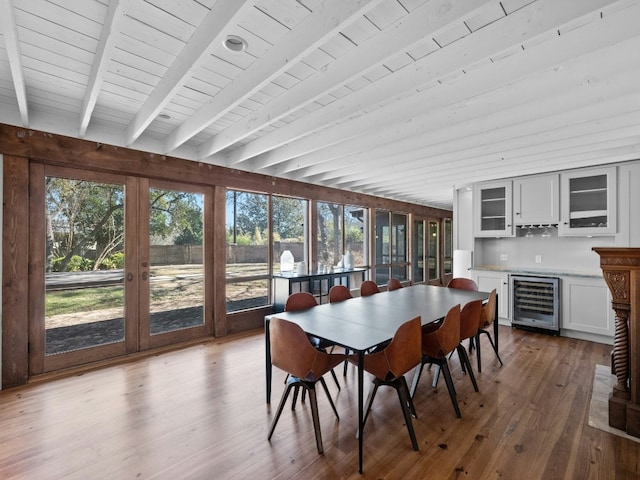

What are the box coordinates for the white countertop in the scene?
[471,265,602,278]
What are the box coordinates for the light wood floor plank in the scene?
[0,326,638,479]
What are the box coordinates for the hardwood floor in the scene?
[0,325,638,479]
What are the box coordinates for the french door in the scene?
[29,165,213,374]
[412,217,441,285]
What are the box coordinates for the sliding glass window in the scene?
[272,196,308,274]
[374,209,407,285]
[225,190,270,312]
[317,202,368,271]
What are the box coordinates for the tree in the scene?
[46,178,203,272]
[226,191,305,244]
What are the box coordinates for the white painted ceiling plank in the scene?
[166,0,384,155]
[0,0,28,125]
[221,0,622,170]
[79,0,130,137]
[125,0,255,146]
[210,0,494,164]
[283,39,640,181]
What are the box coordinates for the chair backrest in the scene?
[387,278,403,291]
[447,277,478,291]
[480,289,497,328]
[285,291,318,311]
[360,280,380,297]
[460,299,483,341]
[329,285,352,303]
[269,317,343,381]
[363,317,422,381]
[422,305,461,358]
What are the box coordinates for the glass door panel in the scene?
[141,180,211,349]
[44,176,127,356]
[413,220,424,283]
[428,220,439,282]
[148,187,205,335]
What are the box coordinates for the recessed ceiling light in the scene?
[224,35,248,52]
[158,113,171,120]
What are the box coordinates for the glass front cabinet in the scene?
[473,181,513,237]
[559,166,617,236]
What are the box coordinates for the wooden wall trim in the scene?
[0,123,450,217]
[2,155,29,388]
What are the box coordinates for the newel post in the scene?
[593,247,640,437]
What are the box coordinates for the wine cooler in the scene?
[511,275,560,333]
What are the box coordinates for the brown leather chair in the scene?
[456,300,483,392]
[387,278,403,291]
[474,289,503,372]
[267,317,346,454]
[409,305,463,418]
[447,277,478,291]
[285,291,317,311]
[329,285,352,303]
[348,316,422,450]
[360,280,380,297]
[285,292,340,391]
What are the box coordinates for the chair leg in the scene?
[307,385,324,454]
[457,345,478,392]
[319,377,340,420]
[440,360,461,418]
[330,368,341,391]
[268,382,296,441]
[395,377,419,451]
[409,362,425,398]
[362,381,380,430]
[343,348,350,376]
[431,364,441,388]
[477,329,503,372]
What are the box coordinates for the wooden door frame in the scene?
[28,166,215,374]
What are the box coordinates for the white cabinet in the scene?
[560,275,614,343]
[473,181,513,237]
[471,270,510,320]
[513,174,559,225]
[559,166,617,236]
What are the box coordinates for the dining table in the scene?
[264,284,493,473]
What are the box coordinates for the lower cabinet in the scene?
[560,275,614,343]
[471,270,510,321]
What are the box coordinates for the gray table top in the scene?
[265,284,489,352]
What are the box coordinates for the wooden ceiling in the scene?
[1,0,639,209]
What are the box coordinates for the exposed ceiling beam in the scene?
[79,0,130,137]
[125,0,255,146]
[198,0,492,161]
[0,0,28,126]
[286,37,640,183]
[248,0,638,177]
[222,0,623,172]
[163,0,382,154]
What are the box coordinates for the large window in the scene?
[226,190,270,312]
[374,210,407,285]
[317,202,367,271]
[272,196,308,274]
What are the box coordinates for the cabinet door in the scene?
[559,167,617,235]
[513,174,559,225]
[561,276,614,340]
[472,271,510,320]
[473,181,513,237]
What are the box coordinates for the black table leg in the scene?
[265,319,271,403]
[358,350,364,474]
